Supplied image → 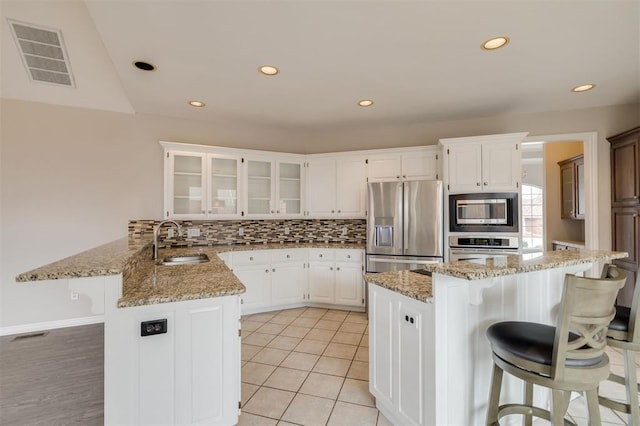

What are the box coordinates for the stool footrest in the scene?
[497,403,577,426]
[598,395,636,414]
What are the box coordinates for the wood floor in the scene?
[0,324,104,425]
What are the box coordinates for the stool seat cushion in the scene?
[608,305,630,332]
[487,321,603,368]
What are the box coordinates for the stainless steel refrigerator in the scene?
[366,180,443,272]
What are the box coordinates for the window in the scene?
[522,184,543,251]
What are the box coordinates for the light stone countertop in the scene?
[423,250,627,280]
[365,270,433,303]
[16,238,365,307]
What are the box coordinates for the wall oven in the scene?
[449,192,519,233]
[449,236,519,262]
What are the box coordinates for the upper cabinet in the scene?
[367,149,440,182]
[440,132,527,193]
[306,156,367,218]
[558,154,585,220]
[166,151,242,219]
[244,157,304,217]
[608,127,640,207]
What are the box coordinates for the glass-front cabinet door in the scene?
[170,153,206,217]
[277,162,302,215]
[246,159,274,215]
[208,155,241,217]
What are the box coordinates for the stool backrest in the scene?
[552,266,627,380]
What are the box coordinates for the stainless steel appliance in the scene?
[448,235,519,262]
[366,180,443,272]
[449,192,519,233]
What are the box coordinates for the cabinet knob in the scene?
[403,175,406,178]
[250,256,253,261]
[202,210,206,214]
[330,267,333,270]
[286,254,290,258]
[396,175,400,179]
[483,182,488,186]
[208,210,212,214]
[272,268,275,272]
[338,210,341,213]
[319,254,323,258]
[337,267,340,271]
[265,269,269,273]
[271,210,274,214]
[476,182,481,186]
[277,210,280,213]
[331,210,335,213]
[347,255,351,259]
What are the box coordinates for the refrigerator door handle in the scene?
[403,182,409,255]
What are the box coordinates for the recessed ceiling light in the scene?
[572,84,596,93]
[132,60,156,71]
[481,36,510,51]
[188,100,206,107]
[259,65,279,76]
[358,99,374,107]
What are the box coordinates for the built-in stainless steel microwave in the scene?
[449,192,519,233]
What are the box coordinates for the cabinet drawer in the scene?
[271,249,306,263]
[232,251,271,266]
[335,249,363,263]
[308,249,335,261]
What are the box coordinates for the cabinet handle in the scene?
[476,182,481,186]
[483,182,488,186]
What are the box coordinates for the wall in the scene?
[544,141,585,250]
[1,98,638,329]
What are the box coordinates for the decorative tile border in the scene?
[128,219,366,247]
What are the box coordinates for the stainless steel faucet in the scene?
[153,220,183,260]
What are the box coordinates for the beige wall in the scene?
[544,141,585,250]
[1,99,638,328]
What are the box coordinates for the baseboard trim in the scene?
[0,315,105,337]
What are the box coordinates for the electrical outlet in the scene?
[167,228,175,238]
[284,227,290,235]
[187,227,200,237]
[341,227,348,236]
[70,291,79,300]
[238,227,244,236]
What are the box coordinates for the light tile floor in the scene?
[239,307,638,426]
[239,307,390,426]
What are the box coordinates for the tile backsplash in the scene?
[129,219,366,247]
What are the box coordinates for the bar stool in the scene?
[486,265,627,425]
[599,267,640,425]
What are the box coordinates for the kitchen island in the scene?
[365,250,628,426]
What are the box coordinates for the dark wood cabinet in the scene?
[608,126,640,307]
[558,154,585,220]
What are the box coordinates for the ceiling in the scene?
[1,0,639,133]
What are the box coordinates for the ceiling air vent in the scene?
[8,19,75,87]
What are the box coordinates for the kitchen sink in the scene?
[159,253,210,265]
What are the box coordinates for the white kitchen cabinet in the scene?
[305,157,367,218]
[232,251,272,311]
[441,132,527,194]
[367,154,402,182]
[335,262,364,306]
[367,149,440,183]
[368,282,434,426]
[305,158,337,216]
[165,151,243,220]
[308,248,364,307]
[308,261,336,304]
[271,250,307,305]
[105,279,240,426]
[245,158,304,218]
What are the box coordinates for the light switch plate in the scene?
[187,228,200,237]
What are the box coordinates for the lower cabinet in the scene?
[230,247,365,314]
[104,282,241,426]
[369,282,434,426]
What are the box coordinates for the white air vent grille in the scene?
[8,19,75,87]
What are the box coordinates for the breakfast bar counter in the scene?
[365,250,627,426]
